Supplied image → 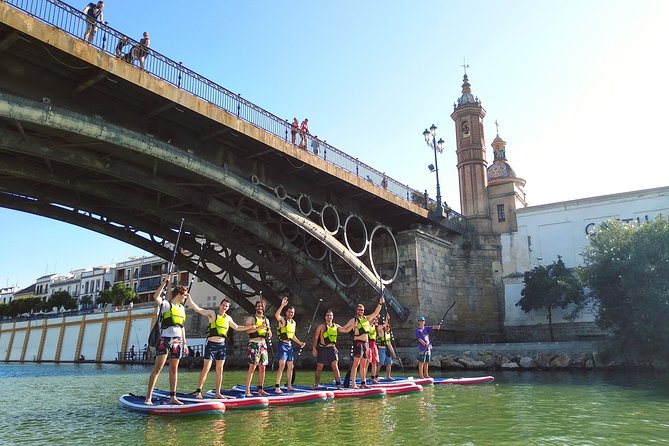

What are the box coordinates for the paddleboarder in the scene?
[416,316,441,379]
[144,276,189,405]
[187,298,258,399]
[273,296,306,393]
[339,296,385,389]
[243,299,273,397]
[376,313,396,380]
[311,309,347,389]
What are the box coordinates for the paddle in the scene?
[260,291,275,372]
[291,298,322,386]
[430,301,457,346]
[148,218,185,349]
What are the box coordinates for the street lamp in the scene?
[423,124,445,216]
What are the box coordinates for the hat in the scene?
[417,316,426,321]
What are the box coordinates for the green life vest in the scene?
[161,302,185,328]
[356,316,370,335]
[248,316,268,338]
[321,323,338,346]
[377,330,391,344]
[368,324,377,341]
[278,319,296,341]
[207,314,230,337]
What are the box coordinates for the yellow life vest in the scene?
[377,330,391,344]
[248,316,268,338]
[356,316,370,335]
[161,302,185,328]
[278,319,296,341]
[368,324,377,341]
[207,314,230,337]
[321,323,338,346]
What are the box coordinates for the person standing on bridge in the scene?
[273,296,306,393]
[299,118,309,149]
[291,117,299,145]
[187,297,257,399]
[82,1,104,44]
[136,32,150,70]
[243,299,272,396]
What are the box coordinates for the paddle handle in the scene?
[438,301,457,326]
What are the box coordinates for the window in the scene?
[497,204,506,222]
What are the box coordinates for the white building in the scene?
[501,186,669,328]
[80,266,114,306]
[0,286,19,304]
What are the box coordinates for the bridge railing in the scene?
[3,0,470,233]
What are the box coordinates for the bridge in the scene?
[0,0,472,322]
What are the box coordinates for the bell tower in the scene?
[450,74,492,232]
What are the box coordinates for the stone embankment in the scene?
[432,350,597,371]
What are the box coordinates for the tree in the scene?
[106,283,138,306]
[79,295,93,308]
[581,215,669,362]
[48,290,77,311]
[517,256,585,341]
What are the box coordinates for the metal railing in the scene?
[3,0,470,232]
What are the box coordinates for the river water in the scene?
[1,363,667,445]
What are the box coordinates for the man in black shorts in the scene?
[311,309,347,389]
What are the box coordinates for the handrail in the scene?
[2,0,470,233]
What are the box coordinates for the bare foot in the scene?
[350,385,359,389]
[286,386,296,392]
[274,388,283,394]
[144,400,153,405]
[360,384,371,389]
[170,398,184,405]
[245,393,252,397]
[214,394,225,399]
[309,385,320,390]
[195,392,203,399]
[258,389,269,396]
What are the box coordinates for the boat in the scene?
[119,394,225,416]
[216,388,329,406]
[153,389,269,410]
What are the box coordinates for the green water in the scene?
[1,363,667,445]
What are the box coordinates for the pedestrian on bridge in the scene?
[291,117,299,144]
[136,32,150,70]
[82,1,104,44]
[115,35,129,58]
[299,118,309,148]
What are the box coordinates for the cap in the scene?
[417,316,426,321]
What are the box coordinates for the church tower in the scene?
[450,74,492,232]
[487,127,527,233]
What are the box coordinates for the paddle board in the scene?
[119,394,225,416]
[153,389,269,410]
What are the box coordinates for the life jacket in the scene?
[321,323,338,346]
[355,316,370,335]
[248,316,267,338]
[278,319,296,341]
[377,329,391,344]
[161,302,185,328]
[207,314,230,338]
[368,324,377,342]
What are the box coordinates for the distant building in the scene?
[13,284,36,301]
[80,266,114,306]
[0,286,19,304]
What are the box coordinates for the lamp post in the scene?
[423,124,445,216]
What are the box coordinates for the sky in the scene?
[1,0,668,289]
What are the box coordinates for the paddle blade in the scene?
[343,369,351,388]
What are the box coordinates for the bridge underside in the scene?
[0,8,462,319]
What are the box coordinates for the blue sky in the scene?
[2,0,668,289]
